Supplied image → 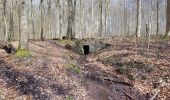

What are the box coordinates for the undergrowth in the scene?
[15,49,31,58]
[64,63,81,74]
[57,39,76,46]
[66,96,73,100]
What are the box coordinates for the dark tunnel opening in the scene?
[83,45,90,55]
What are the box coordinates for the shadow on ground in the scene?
[0,59,67,100]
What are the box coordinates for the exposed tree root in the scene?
[0,42,16,54]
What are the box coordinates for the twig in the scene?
[149,82,166,100]
[149,89,160,100]
[88,72,133,87]
[146,23,151,63]
[123,91,135,100]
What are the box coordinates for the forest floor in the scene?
[0,37,169,100]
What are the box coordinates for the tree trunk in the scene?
[2,0,9,43]
[123,0,128,36]
[58,0,62,39]
[98,0,103,37]
[105,0,110,36]
[136,0,142,38]
[30,0,35,39]
[9,0,14,41]
[91,0,94,37]
[156,0,159,35]
[18,0,29,50]
[67,0,76,40]
[55,0,62,39]
[165,0,170,38]
[40,0,45,41]
[47,0,51,38]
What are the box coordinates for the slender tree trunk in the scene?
[156,0,159,35]
[2,0,9,42]
[91,0,94,37]
[136,0,142,38]
[98,0,103,37]
[9,0,14,41]
[58,0,62,39]
[165,0,170,38]
[146,23,151,60]
[80,0,82,38]
[67,0,73,39]
[47,0,51,38]
[105,0,107,36]
[17,0,21,45]
[123,0,128,36]
[40,0,44,41]
[4,14,8,42]
[30,0,35,39]
[80,0,85,38]
[104,0,111,36]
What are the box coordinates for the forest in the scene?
[0,0,169,100]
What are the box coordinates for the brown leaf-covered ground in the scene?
[0,37,169,100]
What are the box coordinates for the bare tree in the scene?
[98,0,103,37]
[30,0,35,39]
[165,0,170,38]
[9,0,14,41]
[40,0,45,41]
[136,0,142,38]
[55,0,62,39]
[156,0,159,35]
[2,0,8,42]
[105,0,110,36]
[67,0,76,40]
[18,0,29,50]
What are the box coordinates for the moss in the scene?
[73,66,81,74]
[64,63,74,69]
[57,39,76,46]
[15,49,31,58]
[64,63,81,74]
[66,96,73,100]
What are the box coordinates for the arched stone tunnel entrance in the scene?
[72,39,111,55]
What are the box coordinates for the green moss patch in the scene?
[57,39,76,46]
[15,49,31,58]
[64,63,81,74]
[66,96,73,100]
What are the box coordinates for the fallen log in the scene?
[102,77,134,87]
[87,72,134,87]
